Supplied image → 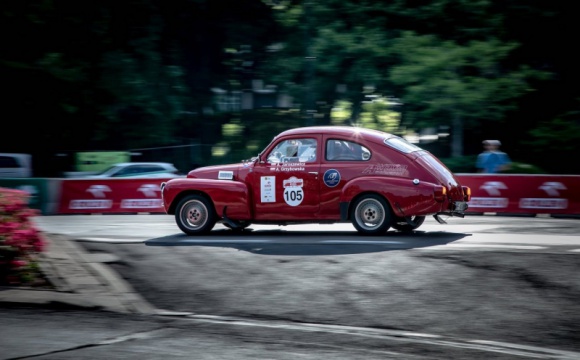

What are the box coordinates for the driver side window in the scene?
[267,138,317,163]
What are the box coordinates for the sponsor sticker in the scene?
[362,164,407,176]
[218,171,234,180]
[261,176,275,203]
[323,169,341,188]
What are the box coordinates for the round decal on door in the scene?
[283,176,304,206]
[323,169,341,187]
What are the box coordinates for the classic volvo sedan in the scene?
[161,126,471,235]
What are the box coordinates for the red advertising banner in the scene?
[456,174,580,215]
[57,179,173,214]
[56,175,580,216]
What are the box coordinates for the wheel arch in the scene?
[168,190,214,216]
[166,182,252,221]
[341,190,394,221]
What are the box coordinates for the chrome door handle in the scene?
[309,172,318,175]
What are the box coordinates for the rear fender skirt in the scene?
[340,176,443,217]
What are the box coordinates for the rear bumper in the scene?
[453,201,469,213]
[438,200,469,218]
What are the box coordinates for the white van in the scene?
[0,153,32,178]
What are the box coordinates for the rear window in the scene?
[383,137,423,154]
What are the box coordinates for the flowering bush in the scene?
[0,187,48,286]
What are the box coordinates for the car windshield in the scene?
[383,137,423,154]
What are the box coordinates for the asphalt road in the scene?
[6,214,580,359]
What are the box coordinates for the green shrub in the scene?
[440,155,478,173]
[502,162,546,174]
[440,156,546,174]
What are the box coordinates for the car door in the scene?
[251,135,321,221]
[317,136,373,218]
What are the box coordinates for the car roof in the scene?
[275,126,395,143]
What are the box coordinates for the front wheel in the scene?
[350,194,392,235]
[392,215,426,232]
[175,194,217,235]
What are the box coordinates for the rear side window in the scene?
[0,156,19,168]
[384,137,423,154]
[0,154,32,177]
[113,166,141,177]
[326,139,371,161]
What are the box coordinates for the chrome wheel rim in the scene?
[180,199,208,230]
[354,198,385,231]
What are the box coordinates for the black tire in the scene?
[223,221,251,231]
[174,194,217,235]
[392,215,426,232]
[350,194,392,235]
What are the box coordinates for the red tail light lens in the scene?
[462,186,471,202]
[434,186,447,202]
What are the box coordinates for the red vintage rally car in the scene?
[160,126,471,235]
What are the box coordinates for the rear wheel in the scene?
[392,215,426,232]
[175,194,217,235]
[351,194,392,235]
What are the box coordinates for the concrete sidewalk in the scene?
[0,232,158,314]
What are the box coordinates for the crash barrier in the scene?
[0,178,171,215]
[0,178,62,215]
[1,175,579,216]
[456,174,580,216]
[56,178,171,214]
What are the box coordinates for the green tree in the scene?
[524,113,580,174]
[389,32,545,156]
[265,0,551,157]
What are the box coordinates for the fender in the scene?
[340,176,447,218]
[161,178,252,220]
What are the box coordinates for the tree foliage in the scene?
[2,0,579,174]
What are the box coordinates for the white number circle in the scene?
[283,187,304,206]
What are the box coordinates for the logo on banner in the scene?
[69,185,113,209]
[538,182,566,196]
[283,176,304,206]
[86,185,112,198]
[519,181,568,210]
[480,181,507,196]
[137,184,161,197]
[121,184,163,209]
[468,181,509,208]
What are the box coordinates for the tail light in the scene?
[434,185,447,202]
[462,186,471,202]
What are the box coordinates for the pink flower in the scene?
[0,221,21,234]
[33,239,46,252]
[10,259,28,268]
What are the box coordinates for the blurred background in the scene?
[2,0,579,177]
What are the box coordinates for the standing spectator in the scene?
[476,140,512,173]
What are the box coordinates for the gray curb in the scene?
[0,233,158,315]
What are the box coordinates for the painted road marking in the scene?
[169,314,580,360]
